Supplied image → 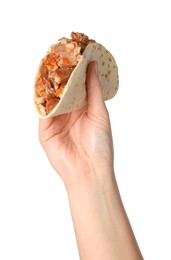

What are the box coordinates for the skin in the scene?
[39,62,143,260]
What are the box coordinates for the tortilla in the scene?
[34,35,119,118]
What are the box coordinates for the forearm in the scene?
[66,169,143,260]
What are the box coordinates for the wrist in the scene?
[66,165,116,197]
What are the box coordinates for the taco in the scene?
[34,32,119,118]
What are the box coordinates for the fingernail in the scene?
[94,61,98,75]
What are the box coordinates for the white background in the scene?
[0,0,170,259]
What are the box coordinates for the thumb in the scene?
[86,62,107,116]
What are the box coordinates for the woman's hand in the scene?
[38,62,143,259]
[39,62,114,188]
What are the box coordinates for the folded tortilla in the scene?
[34,33,119,118]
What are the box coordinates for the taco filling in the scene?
[34,32,95,115]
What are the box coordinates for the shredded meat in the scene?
[49,67,74,85]
[34,32,95,115]
[46,98,60,114]
[35,77,55,100]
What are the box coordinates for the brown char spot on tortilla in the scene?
[117,74,119,83]
[102,61,105,66]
